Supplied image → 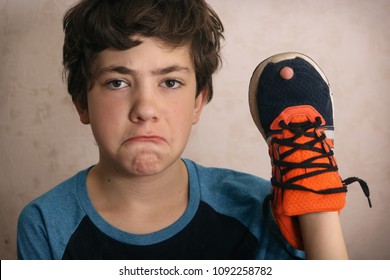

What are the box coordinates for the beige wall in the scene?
[0,0,389,259]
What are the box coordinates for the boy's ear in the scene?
[192,86,208,124]
[73,100,90,125]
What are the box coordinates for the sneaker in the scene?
[248,52,371,249]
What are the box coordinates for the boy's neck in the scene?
[85,159,189,234]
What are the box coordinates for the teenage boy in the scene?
[17,0,370,259]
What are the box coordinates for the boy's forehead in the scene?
[93,37,194,73]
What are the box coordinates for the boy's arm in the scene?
[299,212,348,259]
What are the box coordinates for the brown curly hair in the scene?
[63,0,224,110]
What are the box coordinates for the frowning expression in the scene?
[76,37,206,177]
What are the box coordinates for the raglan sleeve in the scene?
[17,203,54,260]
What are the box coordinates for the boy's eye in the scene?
[106,80,129,89]
[162,79,182,89]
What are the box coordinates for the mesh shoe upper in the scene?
[256,57,333,137]
[248,52,371,250]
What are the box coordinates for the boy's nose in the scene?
[129,87,159,123]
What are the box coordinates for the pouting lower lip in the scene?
[125,136,166,143]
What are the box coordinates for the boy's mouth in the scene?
[125,135,167,143]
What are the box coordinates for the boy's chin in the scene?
[123,154,179,177]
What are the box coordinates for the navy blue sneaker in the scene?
[248,52,371,249]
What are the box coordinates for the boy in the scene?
[17,0,370,259]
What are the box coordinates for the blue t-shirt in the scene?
[17,159,304,259]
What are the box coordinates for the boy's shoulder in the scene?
[184,158,271,194]
[17,167,91,259]
[24,168,89,210]
[18,167,90,228]
[183,158,272,217]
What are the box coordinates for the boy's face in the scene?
[76,37,206,177]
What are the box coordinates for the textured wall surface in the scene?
[1,0,389,259]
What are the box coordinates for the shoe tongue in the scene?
[287,115,311,125]
[269,105,325,131]
[284,115,314,141]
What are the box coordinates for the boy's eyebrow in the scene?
[151,65,191,75]
[96,66,136,78]
[96,65,191,78]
